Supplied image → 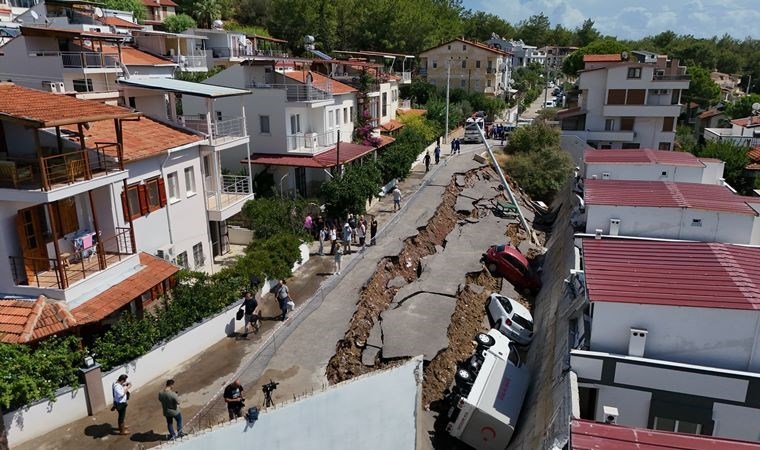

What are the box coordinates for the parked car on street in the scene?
[544,99,556,108]
[483,244,541,292]
[487,293,534,346]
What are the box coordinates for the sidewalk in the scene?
[15,137,464,450]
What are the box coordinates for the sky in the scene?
[463,0,760,40]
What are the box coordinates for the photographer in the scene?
[112,374,132,435]
[223,379,245,420]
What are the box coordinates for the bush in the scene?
[320,159,382,218]
[505,145,573,202]
[240,197,315,241]
[163,14,197,33]
[508,121,560,154]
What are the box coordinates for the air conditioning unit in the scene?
[304,132,319,149]
[156,244,175,261]
[41,81,64,93]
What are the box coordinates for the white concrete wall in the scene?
[228,226,252,245]
[590,302,760,372]
[0,36,65,90]
[594,385,651,428]
[584,205,756,244]
[712,403,760,442]
[701,160,725,184]
[585,163,709,183]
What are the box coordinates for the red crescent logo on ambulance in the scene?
[481,426,496,441]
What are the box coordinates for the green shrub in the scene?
[508,121,560,154]
[505,145,573,202]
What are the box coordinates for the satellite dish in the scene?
[752,102,760,112]
[304,35,315,44]
[30,10,39,20]
[212,19,223,29]
[621,51,629,61]
[93,7,103,18]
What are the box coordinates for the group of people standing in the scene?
[313,213,378,275]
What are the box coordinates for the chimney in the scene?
[609,218,620,236]
[603,406,619,424]
[628,328,648,357]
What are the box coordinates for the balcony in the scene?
[30,50,121,72]
[9,227,135,291]
[286,130,336,153]
[396,71,412,84]
[177,115,247,146]
[563,130,635,142]
[206,175,254,221]
[172,54,207,71]
[603,104,682,118]
[652,74,690,81]
[247,81,333,102]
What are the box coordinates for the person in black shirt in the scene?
[241,292,259,337]
[223,380,244,420]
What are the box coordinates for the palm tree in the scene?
[192,0,221,29]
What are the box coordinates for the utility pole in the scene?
[445,58,451,144]
[543,62,549,107]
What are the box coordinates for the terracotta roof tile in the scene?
[698,108,723,119]
[397,108,426,118]
[583,54,622,63]
[380,119,404,132]
[98,16,143,29]
[246,141,383,168]
[107,46,175,66]
[0,83,138,127]
[0,296,74,344]
[141,0,177,6]
[731,116,760,128]
[282,70,357,95]
[421,38,509,56]
[72,253,178,324]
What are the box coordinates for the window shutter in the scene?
[121,191,129,221]
[138,184,149,215]
[157,177,167,207]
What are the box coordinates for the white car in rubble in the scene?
[487,293,534,346]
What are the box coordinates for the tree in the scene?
[400,80,438,106]
[103,0,145,22]
[725,94,760,119]
[192,0,221,28]
[516,13,550,46]
[321,160,382,218]
[505,145,573,201]
[575,19,600,47]
[684,65,720,109]
[675,125,697,153]
[461,10,514,42]
[694,140,752,194]
[508,121,560,154]
[162,14,197,33]
[241,197,314,240]
[562,39,629,76]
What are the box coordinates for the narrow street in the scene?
[520,87,554,119]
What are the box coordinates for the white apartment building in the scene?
[141,0,176,27]
[486,36,540,69]
[558,53,690,150]
[583,149,725,184]
[0,84,178,337]
[569,238,760,442]
[539,45,578,73]
[583,179,760,244]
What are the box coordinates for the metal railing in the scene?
[286,130,336,151]
[178,116,246,143]
[61,51,120,68]
[173,54,207,69]
[206,175,253,211]
[652,73,691,81]
[9,227,134,289]
[247,81,333,102]
[395,71,412,83]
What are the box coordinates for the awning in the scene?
[118,78,250,98]
[245,140,393,168]
[556,107,586,119]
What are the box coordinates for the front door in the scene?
[15,206,50,283]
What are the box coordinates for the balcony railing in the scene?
[178,116,246,144]
[395,71,412,83]
[206,175,253,212]
[247,81,333,102]
[286,130,336,151]
[652,74,691,81]
[9,227,135,289]
[173,54,207,69]
[0,145,122,191]
[61,51,120,68]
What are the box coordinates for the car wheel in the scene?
[487,263,497,273]
[475,332,496,348]
[455,368,473,384]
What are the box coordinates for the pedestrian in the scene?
[342,220,352,254]
[424,151,431,172]
[358,219,366,250]
[112,374,131,435]
[348,214,357,243]
[223,379,245,420]
[316,215,325,237]
[303,213,313,235]
[275,279,290,321]
[240,291,259,337]
[330,225,337,255]
[434,145,441,164]
[370,217,378,246]
[334,245,343,275]
[158,379,184,440]
[392,186,401,212]
[318,226,326,256]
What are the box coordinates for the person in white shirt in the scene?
[112,374,132,435]
[393,187,401,212]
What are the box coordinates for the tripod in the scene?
[263,389,274,407]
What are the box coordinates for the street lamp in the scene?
[279,173,289,198]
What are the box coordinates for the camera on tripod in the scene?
[261,379,279,407]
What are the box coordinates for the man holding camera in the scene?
[224,379,245,420]
[112,374,131,435]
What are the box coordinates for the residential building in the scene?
[569,238,760,442]
[540,45,578,73]
[333,49,414,84]
[117,77,253,258]
[711,71,745,102]
[418,38,509,96]
[95,13,143,35]
[132,29,208,72]
[704,115,760,148]
[141,0,176,27]
[0,83,178,338]
[0,1,13,21]
[696,107,728,138]
[486,35,540,69]
[583,149,725,184]
[583,179,760,244]
[558,53,690,150]
[186,29,291,67]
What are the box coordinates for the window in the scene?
[121,178,166,220]
[382,92,387,116]
[625,89,646,105]
[125,184,141,219]
[343,107,348,123]
[328,110,334,127]
[460,79,466,88]
[691,219,702,227]
[128,96,136,108]
[621,142,641,149]
[350,106,354,122]
[216,111,222,121]
[462,44,466,51]
[447,44,451,50]
[671,89,681,105]
[487,79,492,87]
[620,117,635,131]
[72,78,93,92]
[55,198,79,235]
[662,117,675,132]
[659,142,671,150]
[290,114,301,134]
[476,60,481,69]
[604,119,615,131]
[461,60,467,69]
[653,417,702,435]
[336,109,340,126]
[661,170,668,177]
[192,242,204,268]
[607,89,626,105]
[259,115,270,134]
[627,67,642,78]
[202,154,211,176]
[184,167,196,195]
[167,172,180,201]
[176,251,188,269]
[432,60,437,69]
[145,177,164,211]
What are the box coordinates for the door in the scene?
[295,167,306,198]
[15,206,50,283]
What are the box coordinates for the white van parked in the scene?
[445,329,530,449]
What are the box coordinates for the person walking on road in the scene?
[370,217,378,246]
[456,138,461,154]
[424,151,431,172]
[392,186,401,212]
[158,379,184,440]
[318,226,326,256]
[434,145,441,164]
[342,220,352,254]
[275,279,290,321]
[223,380,244,420]
[241,291,259,337]
[334,245,343,275]
[112,374,131,435]
[329,225,337,255]
[358,219,366,250]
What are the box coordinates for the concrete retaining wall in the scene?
[228,226,253,245]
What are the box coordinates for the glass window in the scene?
[432,60,437,69]
[290,114,301,133]
[607,89,626,105]
[498,297,513,313]
[192,242,204,268]
[146,178,161,211]
[176,251,188,269]
[259,115,270,134]
[127,185,141,218]
[659,142,671,150]
[382,92,387,116]
[476,60,481,69]
[167,172,180,201]
[662,117,675,132]
[461,60,467,69]
[336,109,340,125]
[620,117,635,131]
[513,314,533,331]
[627,67,642,78]
[654,417,676,432]
[184,167,196,195]
[604,119,615,131]
[328,110,334,127]
[626,89,646,105]
[507,344,520,366]
[460,79,466,88]
[343,107,348,123]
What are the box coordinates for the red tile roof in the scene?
[582,239,760,310]
[141,0,177,6]
[98,16,143,29]
[584,149,704,167]
[556,106,584,119]
[72,253,178,323]
[282,70,357,95]
[246,141,384,168]
[71,116,203,162]
[421,38,509,56]
[698,108,724,119]
[584,179,760,215]
[103,45,175,65]
[398,108,426,117]
[583,54,622,63]
[731,116,760,128]
[0,296,76,344]
[380,119,404,133]
[0,83,138,127]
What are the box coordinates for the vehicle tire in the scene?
[475,332,496,348]
[487,263,497,273]
[455,368,473,384]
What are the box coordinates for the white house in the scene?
[486,36,539,69]
[583,179,760,244]
[704,115,760,148]
[583,149,725,184]
[568,237,760,442]
[132,30,208,72]
[558,53,690,150]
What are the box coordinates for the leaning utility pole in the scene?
[445,58,451,144]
